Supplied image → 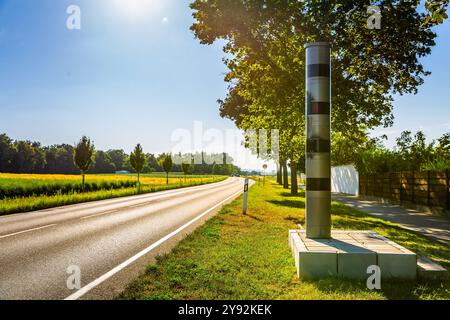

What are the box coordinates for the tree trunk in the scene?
[277,163,282,185]
[282,161,289,189]
[166,172,169,185]
[290,162,298,195]
[138,172,140,192]
[82,172,85,192]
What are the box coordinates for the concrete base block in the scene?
[299,252,337,279]
[338,252,377,280]
[378,253,417,280]
[417,256,447,281]
[289,230,418,280]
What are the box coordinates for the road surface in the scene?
[0,177,245,300]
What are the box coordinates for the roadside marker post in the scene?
[243,177,249,215]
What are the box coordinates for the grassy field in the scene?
[120,179,450,300]
[0,173,226,215]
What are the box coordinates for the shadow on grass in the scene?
[280,191,306,198]
[268,199,305,209]
[246,214,264,222]
[285,216,304,226]
[302,277,426,300]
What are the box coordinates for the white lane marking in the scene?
[80,210,120,220]
[64,188,243,300]
[0,224,57,239]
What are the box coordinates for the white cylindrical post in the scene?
[305,42,332,239]
[243,177,249,215]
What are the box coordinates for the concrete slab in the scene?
[417,256,448,281]
[289,230,418,280]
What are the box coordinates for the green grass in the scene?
[0,177,136,198]
[0,176,227,215]
[119,179,450,300]
[0,173,223,199]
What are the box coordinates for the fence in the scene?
[359,170,450,211]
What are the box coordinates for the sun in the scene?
[111,0,163,20]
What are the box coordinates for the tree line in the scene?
[190,0,445,195]
[0,133,240,177]
[348,131,450,175]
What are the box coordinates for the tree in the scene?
[73,136,95,191]
[158,153,173,185]
[106,149,128,172]
[44,144,79,174]
[12,141,46,173]
[0,134,14,172]
[424,0,449,26]
[181,162,192,182]
[91,151,116,174]
[190,0,436,191]
[129,144,147,190]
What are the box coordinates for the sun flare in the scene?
[111,0,163,20]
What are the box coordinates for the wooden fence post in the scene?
[389,172,392,199]
[446,169,449,212]
[427,170,431,207]
[373,174,376,197]
[400,172,403,203]
[366,175,369,196]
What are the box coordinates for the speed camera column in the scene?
[305,42,332,239]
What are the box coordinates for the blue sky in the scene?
[0,0,449,169]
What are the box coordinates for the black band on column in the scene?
[307,139,331,153]
[306,178,331,191]
[307,64,330,78]
[307,102,330,115]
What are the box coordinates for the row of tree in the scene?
[349,131,450,175]
[190,0,446,195]
[0,133,240,178]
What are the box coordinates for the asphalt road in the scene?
[0,177,246,300]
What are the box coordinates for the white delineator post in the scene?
[242,177,249,215]
[305,42,332,239]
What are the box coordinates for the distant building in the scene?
[115,170,130,175]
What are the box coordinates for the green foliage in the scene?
[190,0,436,171]
[130,144,147,177]
[158,153,174,184]
[0,133,240,175]
[73,136,95,174]
[181,162,192,176]
[354,131,450,174]
[424,0,449,26]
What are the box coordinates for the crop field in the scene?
[0,173,227,215]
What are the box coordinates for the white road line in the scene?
[80,210,120,220]
[64,188,243,300]
[0,224,57,239]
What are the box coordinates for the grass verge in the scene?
[119,179,450,300]
[0,176,227,216]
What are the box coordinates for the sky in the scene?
[0,0,449,170]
